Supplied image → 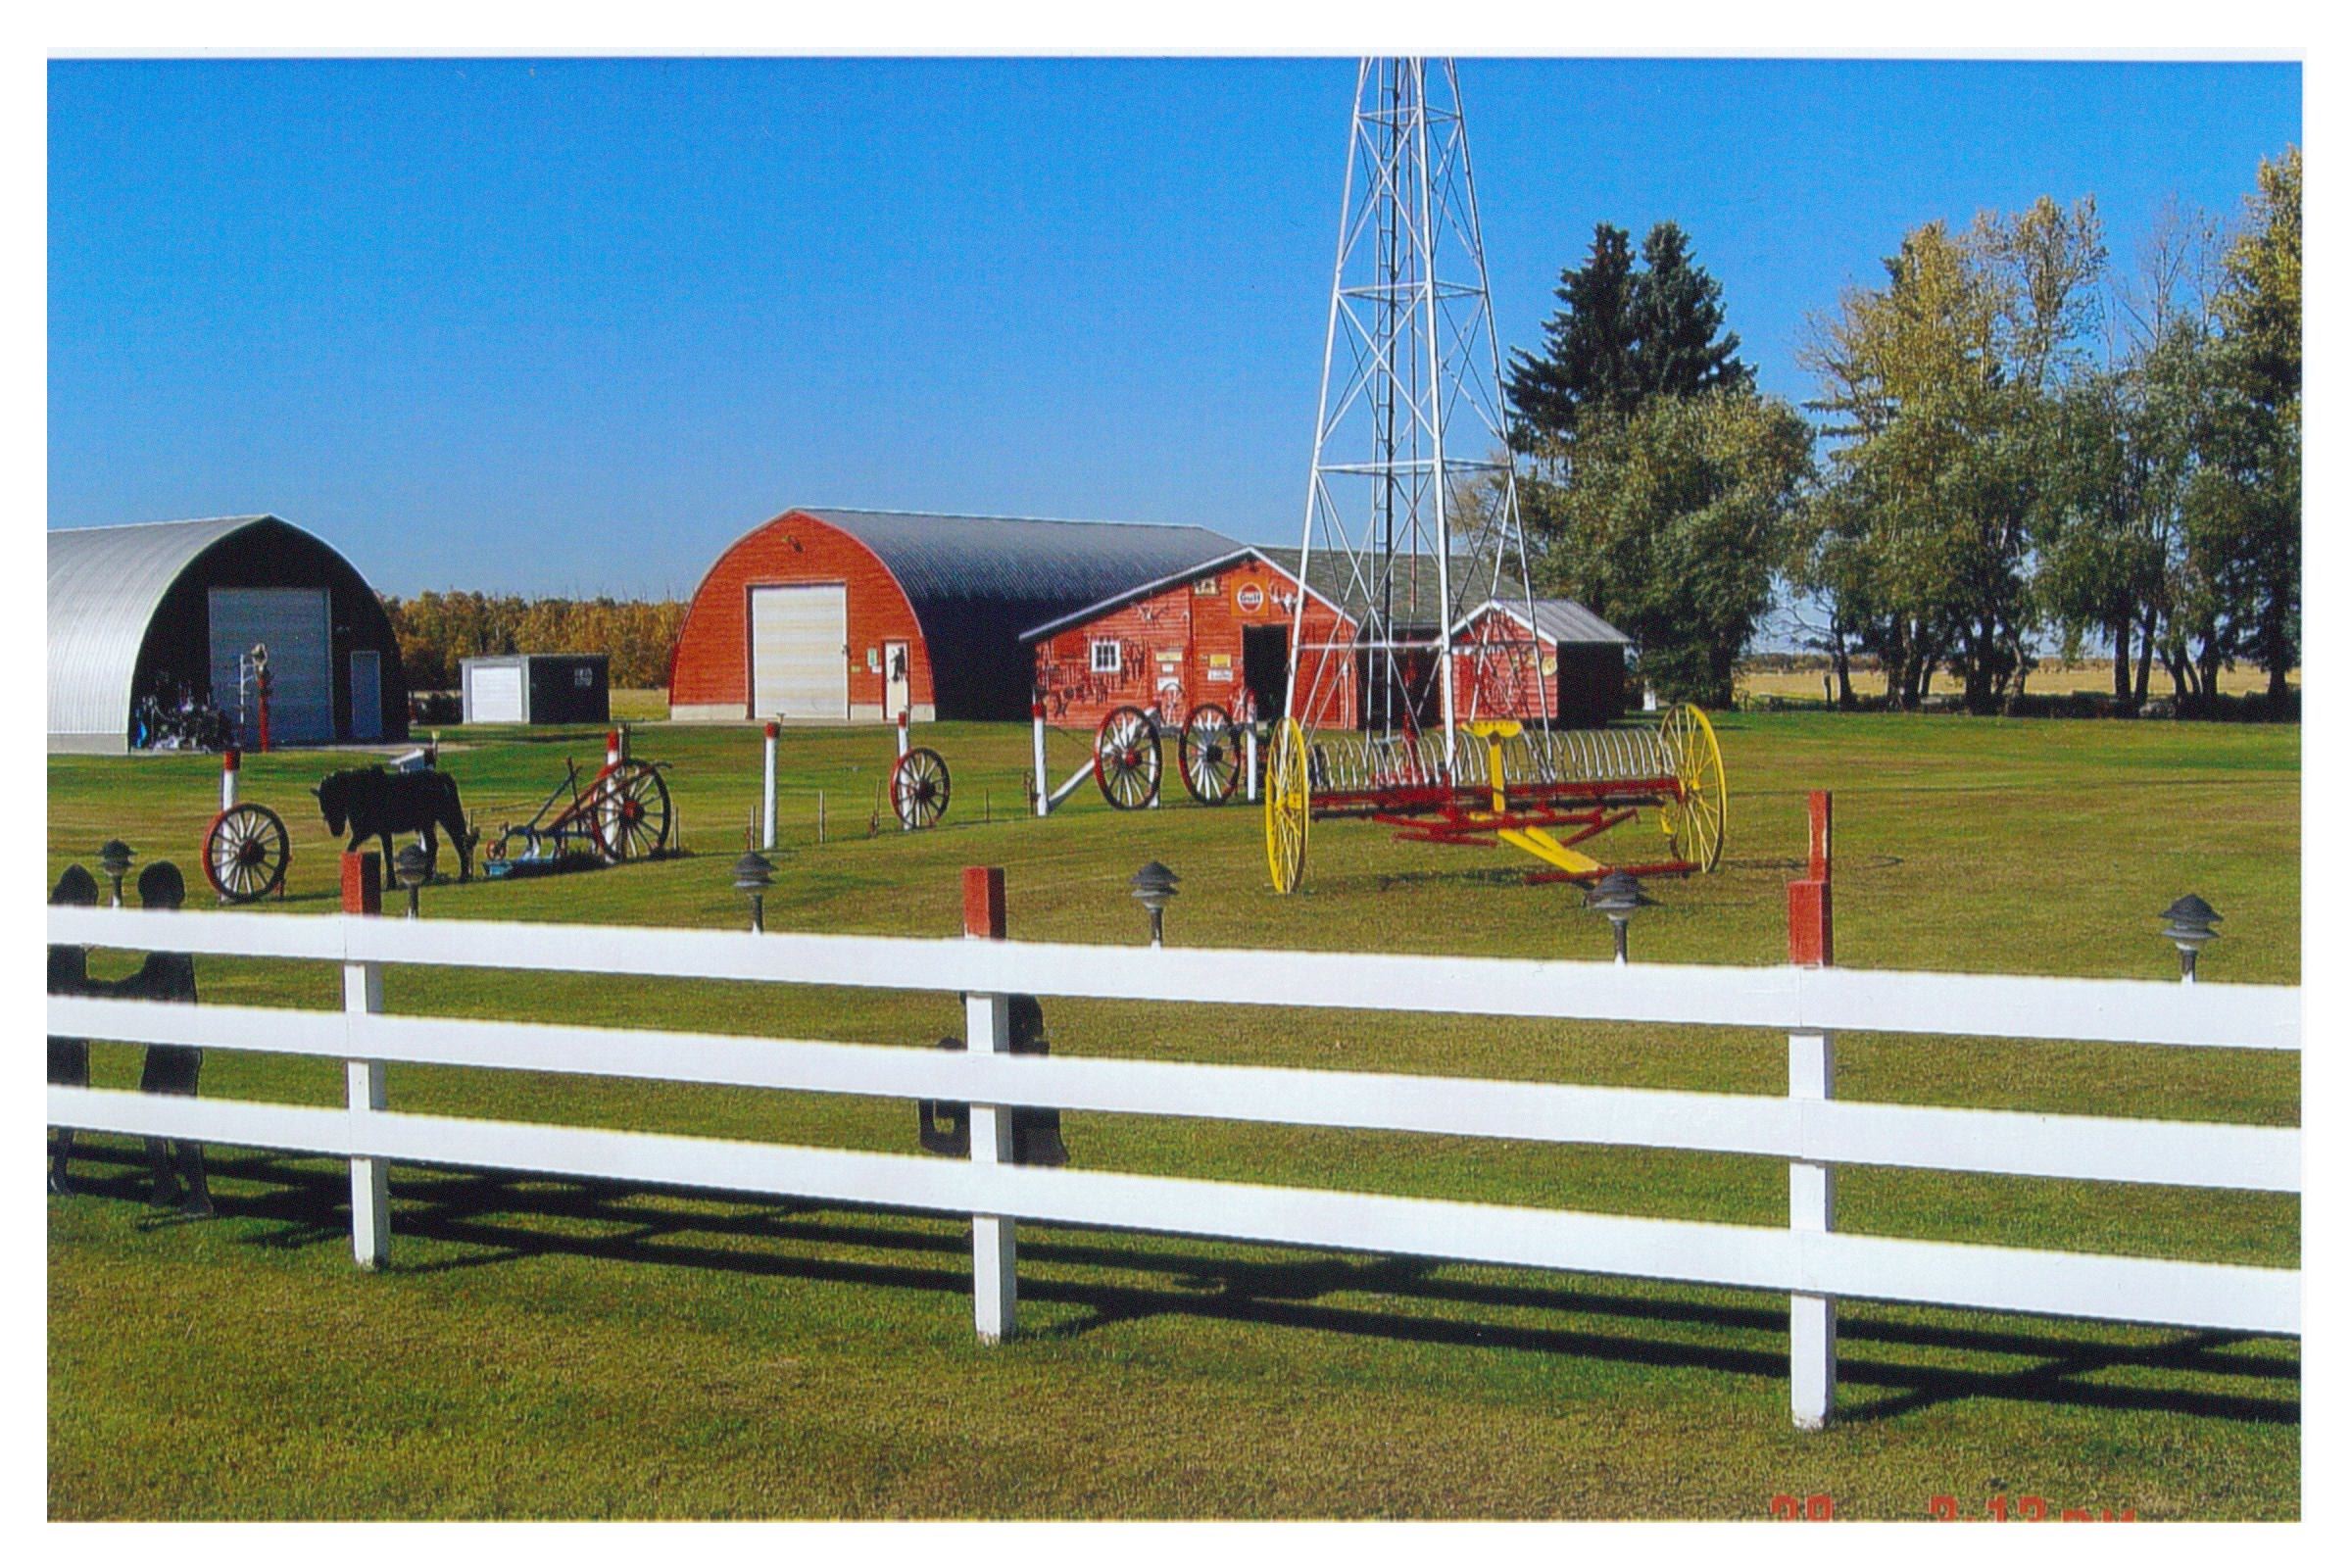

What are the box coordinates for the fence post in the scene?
[761,721,778,850]
[340,852,391,1270]
[1031,703,1051,817]
[1245,723,1259,804]
[962,865,1016,1342]
[1787,790,1835,1429]
[220,747,240,812]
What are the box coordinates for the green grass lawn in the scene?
[46,711,2300,1519]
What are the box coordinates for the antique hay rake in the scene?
[1262,708,1726,893]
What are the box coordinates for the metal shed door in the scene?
[468,664,525,723]
[209,588,333,746]
[750,584,848,721]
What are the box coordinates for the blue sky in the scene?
[49,56,2300,598]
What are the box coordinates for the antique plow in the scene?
[483,750,673,875]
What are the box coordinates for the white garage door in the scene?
[467,664,525,723]
[750,584,849,722]
[209,588,333,747]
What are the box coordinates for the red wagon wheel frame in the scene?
[1092,706,1162,810]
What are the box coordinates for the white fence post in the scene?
[962,865,1016,1342]
[340,852,391,1269]
[1788,791,1835,1429]
[220,747,240,812]
[1031,704,1051,817]
[760,721,778,850]
[1245,723,1259,804]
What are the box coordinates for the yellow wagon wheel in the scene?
[1657,704,1728,872]
[1264,717,1311,894]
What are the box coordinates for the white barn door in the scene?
[750,584,848,722]
[209,588,333,746]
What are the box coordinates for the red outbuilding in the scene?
[1025,552,1630,735]
[669,508,1239,724]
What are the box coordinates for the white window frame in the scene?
[1090,639,1122,674]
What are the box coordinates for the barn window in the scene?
[1090,639,1122,674]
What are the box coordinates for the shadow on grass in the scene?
[55,1145,2298,1429]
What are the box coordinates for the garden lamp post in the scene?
[2161,894,2221,984]
[98,840,133,908]
[394,843,432,919]
[1585,869,1650,964]
[1131,860,1180,948]
[734,851,774,934]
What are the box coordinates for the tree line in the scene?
[382,591,687,691]
[1505,146,2300,715]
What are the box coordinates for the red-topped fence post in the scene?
[1787,791,1835,1428]
[962,866,1016,1341]
[340,851,390,1269]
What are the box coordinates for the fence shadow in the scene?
[53,1143,2299,1429]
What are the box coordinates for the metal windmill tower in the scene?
[1283,56,1542,779]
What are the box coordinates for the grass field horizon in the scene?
[47,710,2300,1519]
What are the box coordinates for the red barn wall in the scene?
[669,512,933,723]
[1031,554,1356,731]
[1450,610,1558,723]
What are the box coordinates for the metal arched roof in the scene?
[791,509,1242,614]
[47,514,361,749]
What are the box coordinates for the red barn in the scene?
[669,509,1239,723]
[1027,553,1631,735]
[1449,598,1633,728]
[1022,547,1357,731]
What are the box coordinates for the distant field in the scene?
[48,711,2299,1519]
[609,686,669,721]
[1739,662,2298,704]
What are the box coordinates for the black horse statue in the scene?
[316,765,472,890]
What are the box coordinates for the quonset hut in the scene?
[667,508,1241,723]
[47,514,409,753]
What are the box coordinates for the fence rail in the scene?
[46,878,2301,1430]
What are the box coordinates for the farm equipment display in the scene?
[1262,707,1727,894]
[484,737,673,876]
[201,749,290,905]
[1262,59,1733,895]
[1029,701,1258,815]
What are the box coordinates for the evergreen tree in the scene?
[1631,222,1753,403]
[1504,222,1640,444]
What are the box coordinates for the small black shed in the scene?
[460,654,612,725]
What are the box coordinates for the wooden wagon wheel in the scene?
[1178,704,1242,805]
[891,746,953,830]
[203,803,290,904]
[1093,706,1161,810]
[1264,717,1310,895]
[591,760,673,864]
[1657,704,1728,872]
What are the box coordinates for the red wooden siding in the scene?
[1031,555,1356,731]
[669,512,932,719]
[1450,608,1558,723]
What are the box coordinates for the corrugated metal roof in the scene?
[1452,596,1631,647]
[48,515,274,748]
[797,509,1243,612]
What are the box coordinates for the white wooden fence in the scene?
[46,901,2300,1429]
